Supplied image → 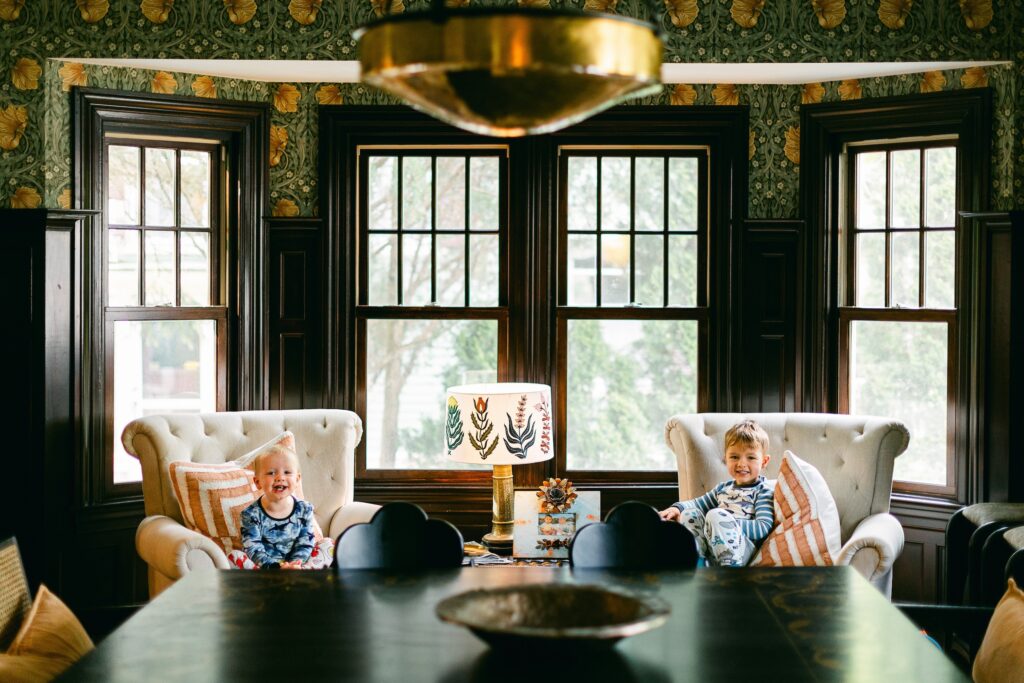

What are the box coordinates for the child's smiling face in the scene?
[255,450,301,503]
[724,442,770,486]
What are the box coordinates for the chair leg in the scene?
[945,510,973,604]
[980,527,1014,606]
[966,522,1010,604]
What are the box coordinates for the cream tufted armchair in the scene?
[665,412,909,596]
[123,410,380,597]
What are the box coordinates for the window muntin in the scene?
[843,140,958,493]
[357,148,507,475]
[558,149,708,476]
[104,139,225,488]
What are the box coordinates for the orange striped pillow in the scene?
[751,450,841,567]
[168,460,258,555]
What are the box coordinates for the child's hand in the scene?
[658,506,681,522]
[280,560,303,570]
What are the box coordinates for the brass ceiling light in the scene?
[354,0,664,137]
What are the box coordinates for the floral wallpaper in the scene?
[1,0,1021,218]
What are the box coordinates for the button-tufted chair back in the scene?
[665,413,909,594]
[123,410,362,534]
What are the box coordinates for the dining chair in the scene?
[568,501,699,570]
[944,503,1024,605]
[333,502,464,570]
[0,536,32,651]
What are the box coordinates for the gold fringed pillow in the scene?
[3,585,94,681]
[973,578,1024,683]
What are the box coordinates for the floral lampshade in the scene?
[445,383,554,465]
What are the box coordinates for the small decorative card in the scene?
[513,478,600,559]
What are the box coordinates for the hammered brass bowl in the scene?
[435,584,669,651]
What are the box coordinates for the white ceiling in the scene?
[66,58,1008,85]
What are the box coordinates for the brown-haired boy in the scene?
[659,419,775,566]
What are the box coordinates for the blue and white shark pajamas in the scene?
[673,477,774,567]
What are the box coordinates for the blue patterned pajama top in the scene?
[673,477,775,543]
[240,496,317,566]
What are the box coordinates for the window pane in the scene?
[567,156,597,231]
[855,233,885,307]
[890,149,921,228]
[108,145,140,225]
[180,232,210,306]
[469,235,499,307]
[469,157,499,231]
[144,231,176,306]
[855,152,886,229]
[144,148,176,227]
[437,234,465,306]
[925,147,956,228]
[402,157,432,231]
[634,234,663,306]
[368,156,397,231]
[891,231,920,308]
[402,234,432,305]
[180,150,210,228]
[365,319,495,470]
[436,156,465,231]
[367,234,398,306]
[567,235,596,306]
[634,157,663,231]
[668,235,698,306]
[566,319,697,470]
[849,320,947,486]
[112,319,218,483]
[601,234,630,306]
[108,229,140,306]
[668,157,698,230]
[925,231,955,309]
[600,157,630,231]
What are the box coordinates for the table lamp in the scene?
[445,382,553,554]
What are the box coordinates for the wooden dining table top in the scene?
[62,565,969,683]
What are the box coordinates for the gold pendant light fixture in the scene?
[354,1,664,137]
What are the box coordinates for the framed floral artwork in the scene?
[512,479,600,559]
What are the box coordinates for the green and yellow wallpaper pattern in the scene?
[1,0,1021,218]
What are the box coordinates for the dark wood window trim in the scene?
[73,88,270,505]
[800,88,992,504]
[322,106,748,502]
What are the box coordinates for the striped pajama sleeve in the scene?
[737,486,775,543]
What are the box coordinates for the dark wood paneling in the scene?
[738,220,803,413]
[267,217,325,410]
[891,500,957,602]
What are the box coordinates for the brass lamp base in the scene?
[483,464,515,555]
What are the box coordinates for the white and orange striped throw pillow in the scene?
[751,450,842,567]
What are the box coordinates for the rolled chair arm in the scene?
[836,512,904,581]
[136,515,229,580]
[328,501,382,541]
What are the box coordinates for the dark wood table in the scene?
[62,566,968,682]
